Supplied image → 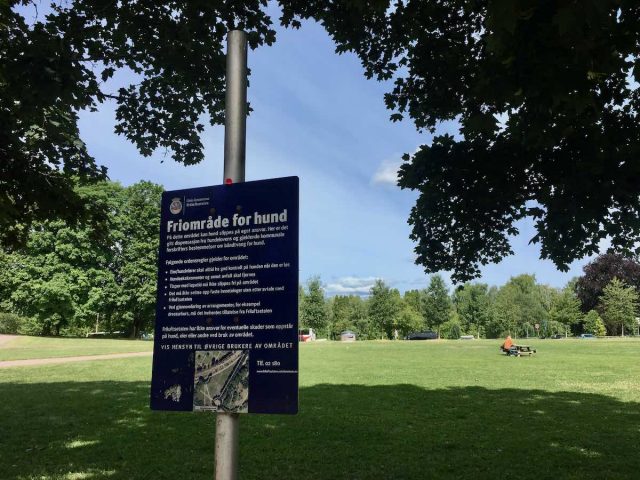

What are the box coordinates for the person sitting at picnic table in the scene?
[501,335,513,352]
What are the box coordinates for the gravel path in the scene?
[0,334,19,347]
[0,351,152,369]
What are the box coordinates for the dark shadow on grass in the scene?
[0,381,638,479]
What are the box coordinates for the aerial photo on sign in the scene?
[150,176,299,414]
[193,350,249,413]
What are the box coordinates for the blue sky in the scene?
[76,19,592,295]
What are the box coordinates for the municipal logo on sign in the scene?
[169,198,182,215]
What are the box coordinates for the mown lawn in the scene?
[0,339,639,479]
[0,336,152,361]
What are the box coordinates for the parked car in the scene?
[404,331,438,340]
[340,330,356,342]
[550,334,564,339]
[579,333,596,339]
[86,331,125,339]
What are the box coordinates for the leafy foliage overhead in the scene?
[390,0,640,282]
[4,1,640,281]
[285,0,640,281]
[2,0,275,247]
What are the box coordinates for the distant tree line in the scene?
[300,254,640,340]
[0,180,161,337]
[2,188,638,341]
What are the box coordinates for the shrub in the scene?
[17,316,46,336]
[0,312,21,334]
[60,324,93,338]
[441,320,462,339]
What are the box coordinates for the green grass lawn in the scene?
[0,336,152,361]
[0,338,639,479]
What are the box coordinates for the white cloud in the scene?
[371,159,402,186]
[326,276,380,296]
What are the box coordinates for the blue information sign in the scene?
[150,177,299,414]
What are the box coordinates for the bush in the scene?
[60,324,93,338]
[0,312,22,334]
[17,316,46,336]
[441,320,462,339]
[0,312,33,334]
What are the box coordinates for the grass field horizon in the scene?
[0,336,153,362]
[1,338,639,479]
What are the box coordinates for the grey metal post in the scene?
[215,29,247,480]
[215,412,240,480]
[223,29,248,184]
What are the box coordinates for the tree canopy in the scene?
[549,286,582,335]
[388,1,640,282]
[582,310,606,337]
[2,0,276,248]
[599,278,638,336]
[4,1,640,280]
[0,179,161,336]
[453,282,491,336]
[284,0,640,281]
[423,274,452,334]
[329,294,370,339]
[368,279,402,339]
[300,276,329,335]
[575,254,640,313]
[488,274,549,337]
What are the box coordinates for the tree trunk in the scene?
[131,314,145,339]
[130,321,138,339]
[41,321,52,337]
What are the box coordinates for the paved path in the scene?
[0,351,152,369]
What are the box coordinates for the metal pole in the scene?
[224,29,248,184]
[215,29,247,480]
[215,412,240,480]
